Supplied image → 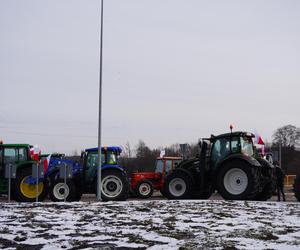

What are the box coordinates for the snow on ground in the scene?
[0,200,300,249]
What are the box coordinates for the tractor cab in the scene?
[0,144,31,166]
[81,146,123,190]
[154,157,182,176]
[209,132,255,169]
[0,144,32,194]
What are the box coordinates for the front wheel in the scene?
[49,179,77,202]
[217,161,259,200]
[15,167,47,202]
[101,170,129,201]
[162,171,193,199]
[136,180,154,199]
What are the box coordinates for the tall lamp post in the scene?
[97,0,104,201]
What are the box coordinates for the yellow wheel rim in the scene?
[20,176,44,199]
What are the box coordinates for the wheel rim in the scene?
[169,178,186,197]
[53,183,70,200]
[139,183,151,196]
[20,176,44,199]
[223,168,248,195]
[102,175,123,198]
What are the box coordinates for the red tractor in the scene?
[131,157,182,198]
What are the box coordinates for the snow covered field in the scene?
[0,200,300,249]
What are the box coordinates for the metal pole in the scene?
[36,164,38,203]
[97,0,104,201]
[64,163,67,202]
[8,164,11,202]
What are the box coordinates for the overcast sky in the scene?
[0,0,299,154]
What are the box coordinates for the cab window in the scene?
[241,137,254,156]
[231,137,240,153]
[211,138,230,165]
[107,151,117,165]
[4,148,17,164]
[18,148,27,161]
[165,160,173,174]
[85,152,104,181]
[155,160,164,173]
[86,152,105,170]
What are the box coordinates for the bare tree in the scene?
[124,141,132,158]
[272,125,300,147]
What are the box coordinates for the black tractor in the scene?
[162,131,275,201]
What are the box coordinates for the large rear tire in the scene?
[217,161,259,200]
[294,174,300,202]
[135,180,154,199]
[14,167,47,202]
[162,171,193,199]
[101,170,129,201]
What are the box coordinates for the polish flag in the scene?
[43,154,51,173]
[255,133,265,145]
[30,145,41,161]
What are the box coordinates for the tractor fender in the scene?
[15,162,46,185]
[101,164,126,174]
[218,154,261,169]
[177,158,199,170]
[256,157,275,169]
[15,161,38,171]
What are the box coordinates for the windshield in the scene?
[165,160,173,174]
[107,151,118,165]
[211,138,230,167]
[240,137,254,156]
[86,150,118,169]
[155,160,164,173]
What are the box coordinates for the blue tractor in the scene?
[46,146,129,202]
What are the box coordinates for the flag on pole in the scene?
[160,150,166,158]
[43,154,51,173]
[255,132,265,145]
[30,145,41,161]
[254,131,265,156]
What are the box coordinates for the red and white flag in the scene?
[30,145,41,161]
[255,132,265,145]
[43,154,51,173]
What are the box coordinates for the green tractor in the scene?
[0,144,47,202]
[162,131,275,201]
